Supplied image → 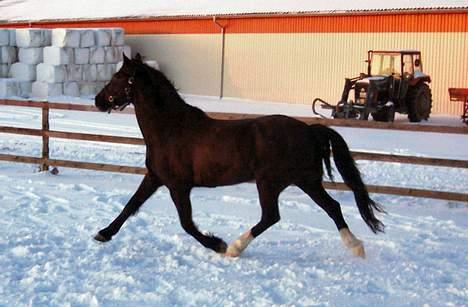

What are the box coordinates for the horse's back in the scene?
[191,117,258,186]
[248,115,324,181]
[190,114,323,186]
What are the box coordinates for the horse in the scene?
[94,54,384,258]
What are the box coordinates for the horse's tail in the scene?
[311,124,385,234]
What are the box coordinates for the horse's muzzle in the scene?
[95,91,111,112]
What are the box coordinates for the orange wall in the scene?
[1,12,467,34]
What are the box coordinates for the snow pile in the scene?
[0,28,132,99]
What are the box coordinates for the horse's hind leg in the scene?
[225,181,282,257]
[94,173,161,242]
[297,179,365,258]
[169,186,228,254]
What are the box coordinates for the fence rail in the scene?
[0,98,467,202]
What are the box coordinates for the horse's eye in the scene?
[128,77,134,85]
[108,96,114,103]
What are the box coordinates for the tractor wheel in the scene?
[407,83,432,122]
[358,110,369,120]
[372,104,395,122]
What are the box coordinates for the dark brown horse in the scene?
[94,54,384,258]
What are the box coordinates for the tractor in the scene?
[313,50,432,122]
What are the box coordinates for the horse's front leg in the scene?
[169,186,228,254]
[94,173,161,242]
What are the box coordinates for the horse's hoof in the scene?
[224,231,254,257]
[339,228,365,258]
[94,233,111,242]
[224,247,240,258]
[351,244,366,259]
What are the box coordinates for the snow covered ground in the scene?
[0,96,467,306]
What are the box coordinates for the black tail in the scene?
[311,124,385,233]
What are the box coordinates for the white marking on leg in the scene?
[339,228,366,258]
[225,230,254,257]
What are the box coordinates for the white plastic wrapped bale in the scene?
[116,59,159,71]
[104,47,120,63]
[79,29,95,48]
[79,82,96,96]
[43,46,73,65]
[0,29,9,46]
[96,64,114,81]
[8,29,16,47]
[66,65,83,82]
[51,29,81,48]
[0,64,10,78]
[110,28,125,46]
[10,63,36,81]
[82,64,97,81]
[63,82,80,96]
[95,81,106,92]
[36,63,66,83]
[18,81,32,98]
[74,48,90,64]
[89,47,105,64]
[32,81,62,98]
[18,48,43,64]
[145,60,160,70]
[0,78,18,97]
[95,29,111,46]
[16,28,51,48]
[118,45,131,59]
[115,61,123,71]
[0,46,17,64]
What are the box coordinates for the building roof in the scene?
[1,0,467,23]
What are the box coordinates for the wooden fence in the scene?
[0,98,467,202]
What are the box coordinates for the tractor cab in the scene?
[367,50,428,81]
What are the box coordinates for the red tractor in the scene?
[313,50,432,122]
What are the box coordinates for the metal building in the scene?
[1,2,467,115]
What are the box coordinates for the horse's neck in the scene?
[133,93,207,143]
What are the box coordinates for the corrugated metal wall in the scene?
[127,31,467,115]
[126,34,222,97]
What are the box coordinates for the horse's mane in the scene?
[136,61,181,99]
[135,60,207,119]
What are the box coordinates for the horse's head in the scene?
[95,53,141,113]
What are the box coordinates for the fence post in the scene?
[40,105,49,172]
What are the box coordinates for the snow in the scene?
[0,95,467,306]
[0,0,467,22]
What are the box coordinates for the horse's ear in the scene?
[134,53,143,63]
[123,53,131,64]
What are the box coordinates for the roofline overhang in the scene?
[0,7,467,25]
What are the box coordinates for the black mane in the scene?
[135,61,207,119]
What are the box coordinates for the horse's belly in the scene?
[193,161,254,187]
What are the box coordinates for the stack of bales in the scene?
[11,28,52,97]
[33,28,131,98]
[0,29,20,97]
[0,27,131,99]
